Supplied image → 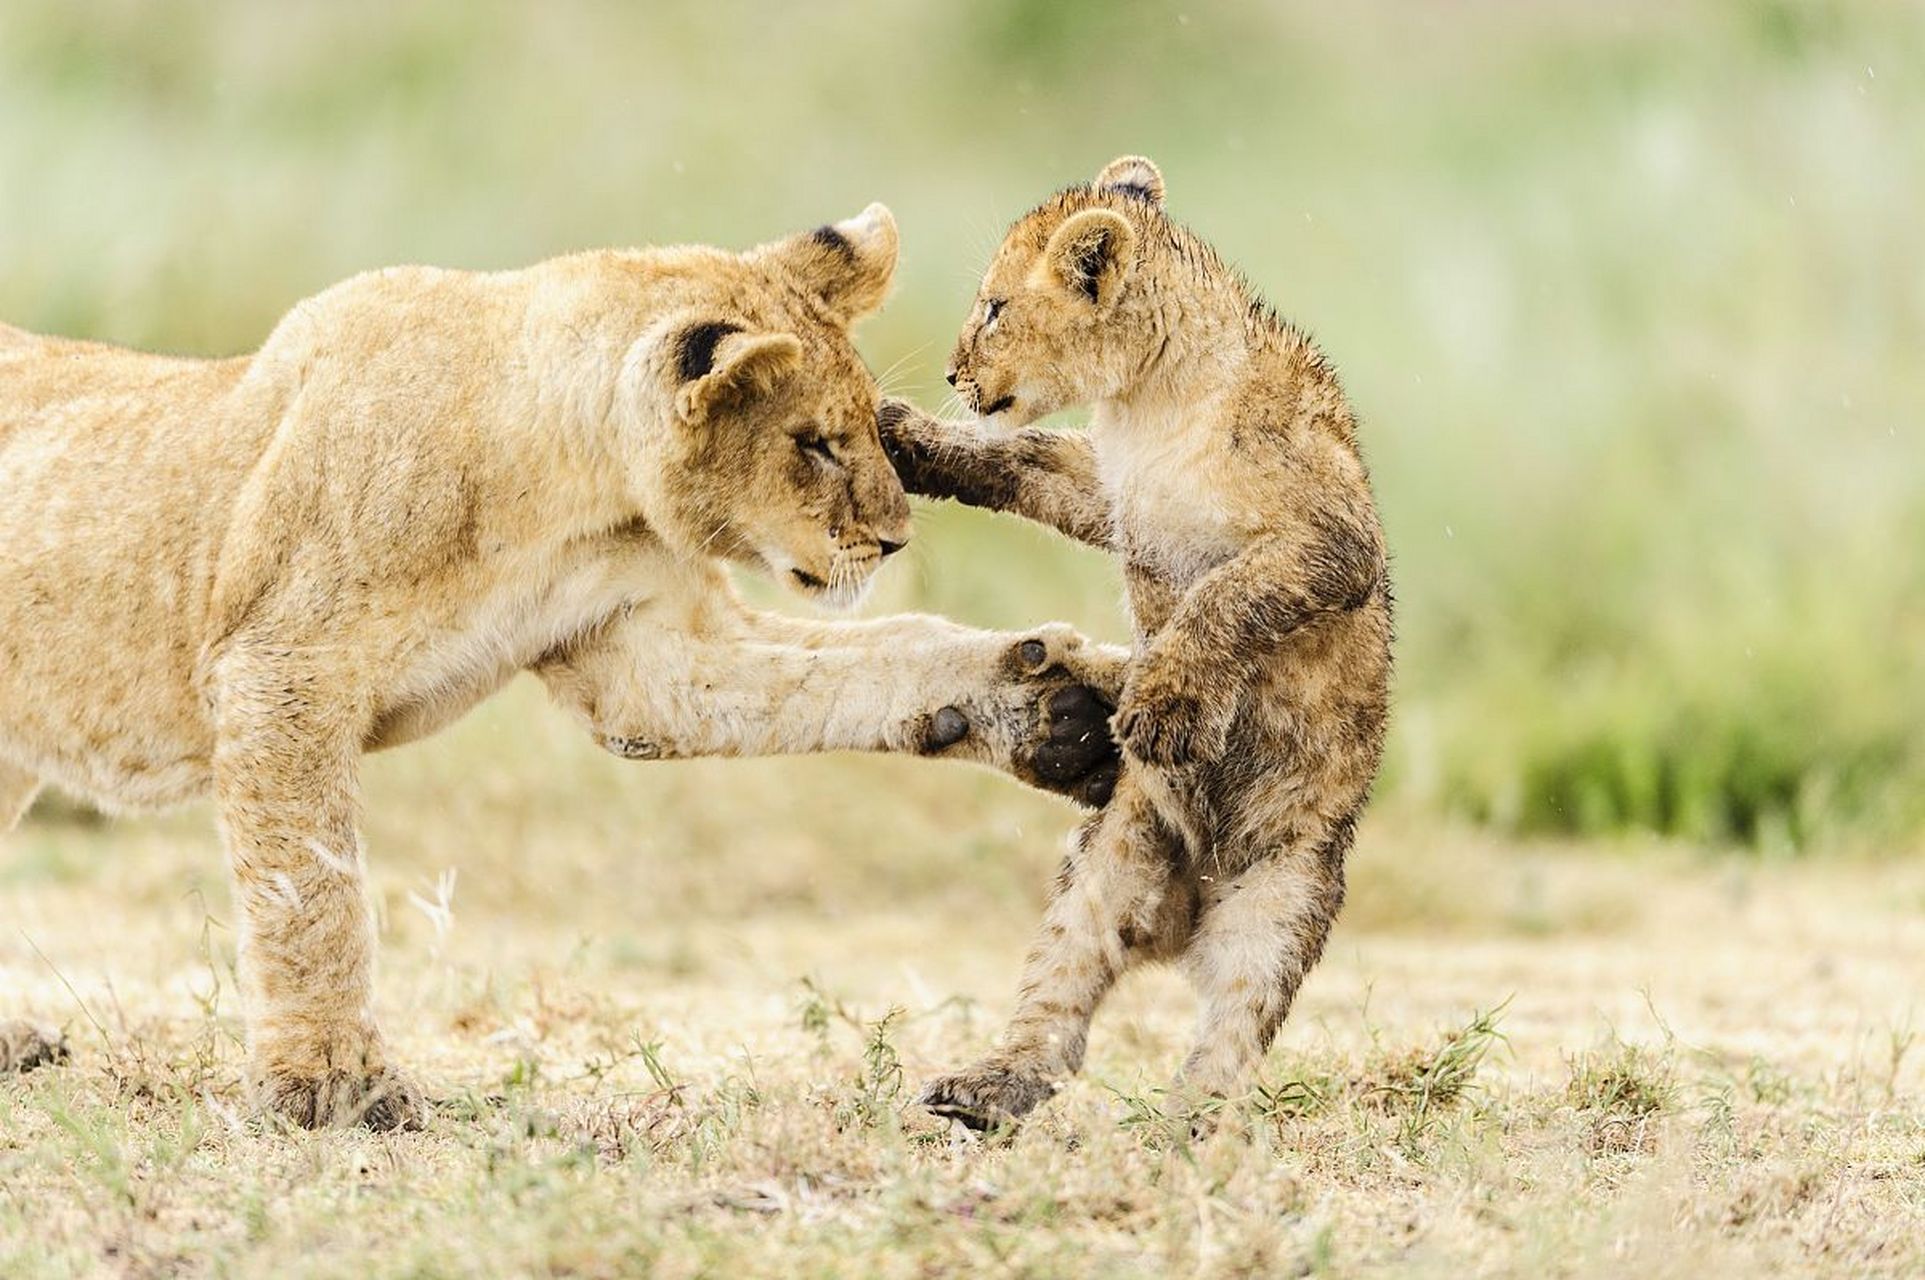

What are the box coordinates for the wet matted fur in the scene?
[881,156,1391,1128]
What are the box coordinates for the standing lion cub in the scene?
[881,156,1392,1128]
[0,207,1123,1128]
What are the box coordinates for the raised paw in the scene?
[918,1060,1059,1132]
[259,1065,427,1132]
[1028,684,1121,806]
[0,1020,69,1073]
[1000,624,1088,679]
[875,395,922,444]
[916,627,1122,808]
[1006,630,1123,805]
[1004,631,1122,807]
[1115,671,1234,769]
[876,397,949,497]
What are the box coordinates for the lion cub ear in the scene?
[673,322,803,423]
[760,202,900,325]
[1095,155,1165,207]
[1040,208,1136,308]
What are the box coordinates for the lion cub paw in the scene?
[0,1020,69,1073]
[976,629,1126,806]
[1115,664,1235,769]
[259,1065,427,1132]
[918,1060,1059,1133]
[998,623,1084,676]
[1026,682,1121,806]
[1002,629,1129,805]
[915,627,1123,807]
[875,396,942,461]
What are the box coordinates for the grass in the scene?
[5,730,1924,1275]
[3,2,1923,1271]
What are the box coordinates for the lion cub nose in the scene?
[943,367,960,387]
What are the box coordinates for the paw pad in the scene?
[925,706,969,750]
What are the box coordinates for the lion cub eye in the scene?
[795,431,838,465]
[983,298,1005,330]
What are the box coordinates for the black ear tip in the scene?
[1097,156,1166,204]
[676,321,744,382]
[810,224,855,258]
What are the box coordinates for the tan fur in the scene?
[881,156,1392,1128]
[0,207,1125,1128]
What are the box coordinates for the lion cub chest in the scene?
[1092,403,1249,588]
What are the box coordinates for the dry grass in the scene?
[3,5,1920,1274]
[4,687,1923,1277]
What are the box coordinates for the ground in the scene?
[1,2,1920,1275]
[1,686,1921,1278]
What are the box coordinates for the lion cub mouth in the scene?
[790,568,828,591]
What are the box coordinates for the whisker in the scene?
[831,551,860,610]
[874,342,932,393]
[873,344,939,400]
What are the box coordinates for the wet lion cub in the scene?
[881,155,1392,1128]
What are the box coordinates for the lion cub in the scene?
[880,155,1391,1128]
[1,205,1125,1130]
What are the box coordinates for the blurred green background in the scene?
[3,0,1920,854]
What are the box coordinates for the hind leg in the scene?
[0,762,67,1073]
[1175,828,1350,1103]
[920,770,1192,1129]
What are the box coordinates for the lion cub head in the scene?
[628,205,911,609]
[944,155,1174,428]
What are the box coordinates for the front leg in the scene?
[751,610,1129,804]
[1116,516,1384,769]
[537,612,1127,807]
[1113,644,1241,771]
[877,399,1113,548]
[208,647,423,1131]
[0,762,67,1077]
